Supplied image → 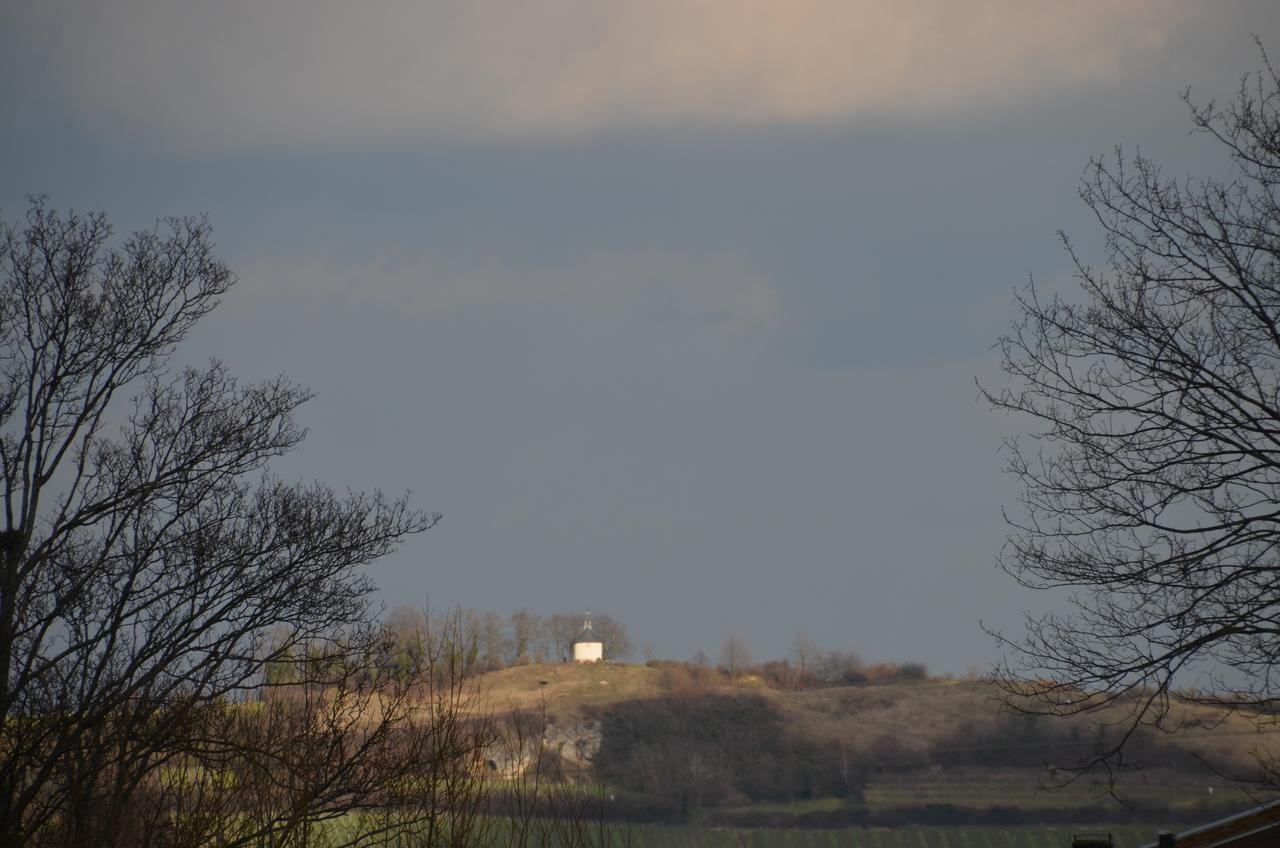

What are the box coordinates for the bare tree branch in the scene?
[0,200,440,846]
[984,50,1280,790]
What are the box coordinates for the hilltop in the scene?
[472,659,674,713]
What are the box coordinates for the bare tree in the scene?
[486,701,633,848]
[0,200,437,845]
[788,630,820,676]
[478,610,509,670]
[385,604,430,680]
[811,650,866,686]
[592,613,633,662]
[386,604,429,642]
[985,50,1280,786]
[106,607,500,848]
[545,613,581,663]
[507,608,541,665]
[718,634,752,678]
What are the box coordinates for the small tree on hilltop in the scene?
[719,634,752,678]
[592,613,633,661]
[544,613,580,663]
[789,630,820,677]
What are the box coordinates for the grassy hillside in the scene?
[475,663,1274,779]
[469,662,1279,827]
[472,660,676,713]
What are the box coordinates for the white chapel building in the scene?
[571,614,603,663]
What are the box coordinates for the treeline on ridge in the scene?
[264,605,633,685]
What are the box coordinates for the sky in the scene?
[2,1,1278,674]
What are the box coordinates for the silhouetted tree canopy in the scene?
[0,199,438,845]
[986,50,1280,786]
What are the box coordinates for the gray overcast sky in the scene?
[2,1,1278,673]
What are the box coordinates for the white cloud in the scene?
[13,0,1196,151]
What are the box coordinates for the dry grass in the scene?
[772,678,977,757]
[461,663,1280,810]
[468,662,666,715]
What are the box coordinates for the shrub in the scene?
[595,695,859,809]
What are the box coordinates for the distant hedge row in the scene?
[705,800,1241,829]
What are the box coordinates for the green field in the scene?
[863,778,1240,811]
[336,820,1159,848]
[625,825,1156,848]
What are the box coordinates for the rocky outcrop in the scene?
[543,717,602,766]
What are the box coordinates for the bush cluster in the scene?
[592,695,862,815]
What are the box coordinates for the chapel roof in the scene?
[573,627,601,644]
[573,614,602,644]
